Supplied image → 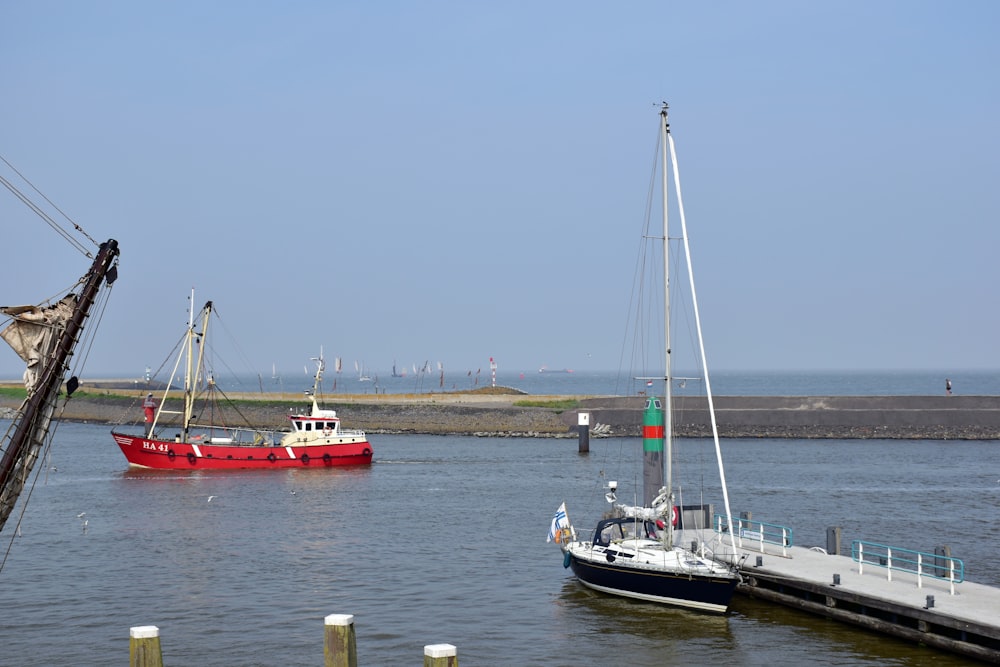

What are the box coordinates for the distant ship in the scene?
[538,366,573,374]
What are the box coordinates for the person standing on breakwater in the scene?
[946,378,953,396]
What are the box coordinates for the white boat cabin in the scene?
[289,405,342,435]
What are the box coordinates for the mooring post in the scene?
[424,643,458,666]
[129,625,163,667]
[577,412,590,453]
[934,545,952,578]
[324,614,358,667]
[826,526,842,556]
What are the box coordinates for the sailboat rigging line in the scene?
[0,155,97,255]
[110,332,186,426]
[663,116,737,553]
[68,277,118,381]
[198,384,260,432]
[207,307,265,390]
[0,420,63,574]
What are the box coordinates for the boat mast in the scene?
[181,291,213,441]
[0,239,119,534]
[193,299,212,411]
[660,103,675,549]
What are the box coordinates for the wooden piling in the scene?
[129,625,162,667]
[324,614,358,667]
[424,643,458,667]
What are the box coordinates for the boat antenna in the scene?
[309,349,326,405]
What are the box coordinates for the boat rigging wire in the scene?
[0,157,121,573]
[0,154,98,256]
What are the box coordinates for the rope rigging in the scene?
[0,155,120,570]
[0,154,99,256]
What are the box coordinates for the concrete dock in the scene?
[691,528,1000,662]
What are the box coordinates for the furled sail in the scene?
[1,296,76,393]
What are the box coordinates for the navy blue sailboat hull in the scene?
[567,553,739,613]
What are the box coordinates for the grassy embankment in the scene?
[0,385,580,412]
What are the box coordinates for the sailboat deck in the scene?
[685,528,1000,662]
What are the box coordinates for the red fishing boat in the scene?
[111,294,372,470]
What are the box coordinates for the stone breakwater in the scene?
[3,390,1000,439]
[575,395,1000,440]
[0,393,570,438]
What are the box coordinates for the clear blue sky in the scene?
[2,1,998,380]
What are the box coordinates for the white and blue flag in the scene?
[547,502,570,543]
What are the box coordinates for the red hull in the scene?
[111,432,373,470]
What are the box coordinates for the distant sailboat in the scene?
[271,362,283,393]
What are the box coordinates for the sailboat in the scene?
[355,360,372,382]
[553,104,741,613]
[111,292,373,469]
[0,158,120,540]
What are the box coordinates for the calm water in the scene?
[1,421,997,665]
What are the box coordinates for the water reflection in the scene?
[730,596,976,666]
